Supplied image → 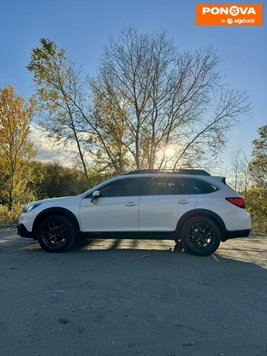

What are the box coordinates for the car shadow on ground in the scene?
[1,229,266,269]
[72,238,175,252]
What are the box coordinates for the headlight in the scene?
[22,203,42,214]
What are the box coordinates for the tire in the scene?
[180,217,221,256]
[37,215,75,253]
[174,239,185,253]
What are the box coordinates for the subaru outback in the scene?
[17,169,251,256]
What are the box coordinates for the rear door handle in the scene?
[125,202,137,207]
[177,199,190,204]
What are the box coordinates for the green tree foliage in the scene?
[30,160,89,198]
[247,125,267,225]
[0,85,36,210]
[249,125,267,187]
[0,159,91,224]
[27,39,89,179]
[246,187,267,224]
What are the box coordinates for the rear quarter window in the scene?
[186,178,218,194]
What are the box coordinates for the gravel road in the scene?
[0,228,266,356]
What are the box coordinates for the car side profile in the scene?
[17,170,251,256]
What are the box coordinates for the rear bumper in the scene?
[222,229,251,242]
[17,223,34,239]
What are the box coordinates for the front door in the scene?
[79,177,145,232]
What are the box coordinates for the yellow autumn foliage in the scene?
[0,85,36,211]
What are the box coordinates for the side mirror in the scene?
[91,190,100,202]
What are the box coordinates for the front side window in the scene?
[97,178,146,198]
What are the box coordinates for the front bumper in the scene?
[17,223,34,239]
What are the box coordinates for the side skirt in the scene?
[78,231,177,241]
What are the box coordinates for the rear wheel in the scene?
[37,215,75,252]
[181,217,221,256]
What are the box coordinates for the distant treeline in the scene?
[0,160,104,225]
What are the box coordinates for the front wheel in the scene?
[180,217,221,256]
[37,215,75,252]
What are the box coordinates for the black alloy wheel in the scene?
[181,217,221,256]
[37,215,75,252]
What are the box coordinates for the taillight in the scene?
[225,197,245,209]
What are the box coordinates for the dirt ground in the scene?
[0,228,266,356]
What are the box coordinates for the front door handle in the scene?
[125,202,137,207]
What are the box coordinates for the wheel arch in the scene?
[176,209,226,241]
[32,207,80,237]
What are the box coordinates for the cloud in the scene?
[29,125,81,167]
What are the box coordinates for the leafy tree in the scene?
[247,125,267,226]
[33,160,89,198]
[246,187,267,225]
[27,39,89,180]
[0,85,36,210]
[249,125,267,187]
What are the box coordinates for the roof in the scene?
[124,169,210,176]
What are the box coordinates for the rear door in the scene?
[138,177,198,232]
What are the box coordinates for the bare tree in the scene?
[91,28,250,171]
[28,30,250,175]
[230,146,249,193]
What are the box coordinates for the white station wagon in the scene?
[18,169,251,255]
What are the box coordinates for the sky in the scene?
[0,0,266,174]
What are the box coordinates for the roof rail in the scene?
[124,169,210,176]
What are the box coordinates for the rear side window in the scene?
[144,177,179,195]
[143,177,218,195]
